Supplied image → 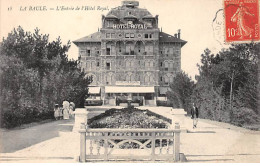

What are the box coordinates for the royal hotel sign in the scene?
[112,22,148,29]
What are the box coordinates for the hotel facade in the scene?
[73,1,187,106]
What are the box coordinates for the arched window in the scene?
[86,61,91,71]
[149,75,154,83]
[136,74,140,81]
[169,61,174,69]
[126,60,130,68]
[91,61,96,70]
[164,61,169,71]
[130,74,135,81]
[106,73,115,85]
[150,60,154,67]
[126,74,130,81]
[145,75,150,83]
[145,61,149,68]
[164,75,169,85]
[130,61,134,68]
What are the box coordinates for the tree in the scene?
[193,43,259,126]
[167,71,195,113]
[0,27,91,128]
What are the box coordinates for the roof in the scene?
[73,32,101,44]
[124,14,137,19]
[105,86,155,93]
[143,14,154,19]
[88,87,101,94]
[159,32,187,47]
[106,14,118,19]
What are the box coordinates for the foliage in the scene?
[88,108,170,129]
[167,71,195,114]
[166,43,259,128]
[193,43,259,126]
[0,26,91,128]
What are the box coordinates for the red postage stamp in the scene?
[224,0,259,42]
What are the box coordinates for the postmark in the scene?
[224,0,259,42]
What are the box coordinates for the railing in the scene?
[79,123,181,162]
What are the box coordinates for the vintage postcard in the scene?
[0,0,259,163]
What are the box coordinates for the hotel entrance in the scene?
[104,86,156,106]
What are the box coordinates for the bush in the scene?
[231,107,259,126]
[0,106,53,128]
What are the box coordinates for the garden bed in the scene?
[88,107,171,129]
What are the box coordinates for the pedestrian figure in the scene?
[54,104,60,120]
[191,103,199,129]
[62,101,70,120]
[69,102,75,111]
[69,102,75,119]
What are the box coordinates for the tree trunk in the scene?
[229,71,234,120]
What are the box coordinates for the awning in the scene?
[88,87,101,94]
[105,86,154,93]
[159,87,170,94]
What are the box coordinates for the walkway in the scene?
[140,106,260,162]
[0,106,260,163]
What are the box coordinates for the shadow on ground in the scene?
[0,119,74,153]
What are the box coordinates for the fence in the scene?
[79,123,181,162]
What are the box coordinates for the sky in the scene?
[0,0,230,80]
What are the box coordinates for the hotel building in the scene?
[73,1,187,106]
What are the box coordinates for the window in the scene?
[125,33,130,38]
[165,62,168,71]
[106,62,111,70]
[130,33,135,38]
[149,34,152,38]
[97,62,99,67]
[96,50,100,55]
[130,74,135,81]
[126,45,130,54]
[160,62,163,67]
[91,61,96,70]
[145,34,149,38]
[164,76,169,85]
[87,49,91,56]
[111,33,115,38]
[160,76,163,81]
[80,50,86,56]
[106,48,111,55]
[106,33,110,38]
[169,61,174,69]
[169,48,174,55]
[126,43,134,55]
[126,61,130,68]
[149,61,154,67]
[145,75,149,83]
[126,74,130,81]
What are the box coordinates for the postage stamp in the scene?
[224,0,259,42]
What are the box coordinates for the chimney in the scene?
[161,27,162,32]
[178,29,181,39]
[98,27,99,32]
[174,34,177,38]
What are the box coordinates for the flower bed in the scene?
[88,107,170,129]
[88,108,173,149]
